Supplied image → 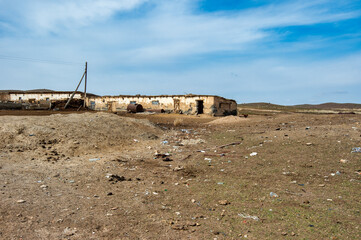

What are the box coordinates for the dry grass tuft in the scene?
[173,118,184,127]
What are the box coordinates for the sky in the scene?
[0,0,360,105]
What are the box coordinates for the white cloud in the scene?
[0,0,148,33]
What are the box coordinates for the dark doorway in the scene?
[196,100,204,114]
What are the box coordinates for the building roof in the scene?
[91,94,236,102]
[0,89,98,97]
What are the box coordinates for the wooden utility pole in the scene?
[83,62,87,107]
[64,61,87,109]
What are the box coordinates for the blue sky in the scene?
[0,0,360,104]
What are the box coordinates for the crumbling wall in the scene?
[9,93,82,102]
[0,93,10,102]
[87,95,218,115]
[213,97,237,116]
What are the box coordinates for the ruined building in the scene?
[0,90,237,116]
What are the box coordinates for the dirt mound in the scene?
[0,112,161,159]
[207,115,248,125]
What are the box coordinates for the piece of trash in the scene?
[152,192,159,195]
[162,140,169,145]
[250,152,257,156]
[327,199,333,201]
[89,158,101,162]
[305,127,310,130]
[133,139,139,142]
[306,143,313,146]
[270,192,279,198]
[351,147,361,153]
[238,213,259,221]
[217,182,224,185]
[17,199,26,203]
[204,158,212,161]
[29,134,35,136]
[340,159,349,163]
[69,180,75,183]
[336,171,341,175]
[40,185,48,189]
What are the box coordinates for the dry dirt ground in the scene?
[0,111,360,239]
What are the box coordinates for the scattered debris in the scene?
[351,147,361,153]
[238,213,259,221]
[89,158,101,162]
[270,192,279,198]
[218,142,241,149]
[180,139,205,145]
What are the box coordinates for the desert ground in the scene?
[0,109,360,239]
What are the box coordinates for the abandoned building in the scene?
[0,89,86,103]
[86,94,237,116]
[0,90,237,116]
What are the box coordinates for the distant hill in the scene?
[239,102,361,110]
[294,102,361,110]
[238,102,295,110]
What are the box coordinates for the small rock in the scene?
[318,184,325,187]
[171,225,187,230]
[218,200,230,205]
[40,185,48,189]
[63,227,77,236]
[281,232,288,236]
[173,166,184,171]
[306,143,313,146]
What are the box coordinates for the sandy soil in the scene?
[0,111,360,239]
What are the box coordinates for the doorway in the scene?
[173,99,180,112]
[196,100,204,114]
